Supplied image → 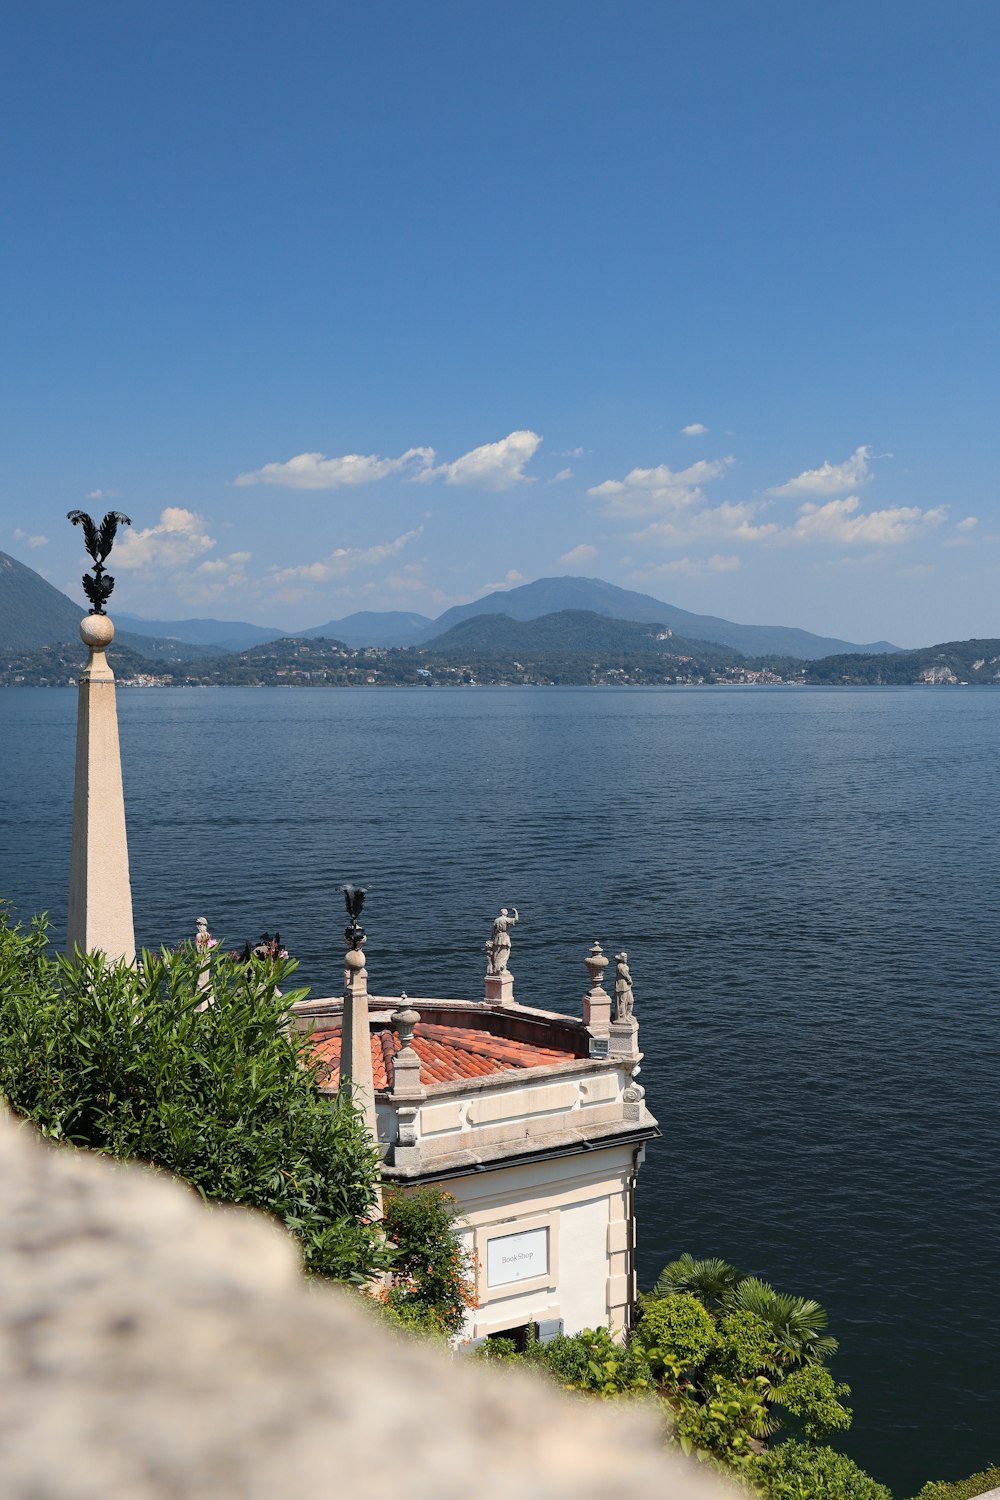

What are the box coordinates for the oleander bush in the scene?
[374,1186,478,1337]
[0,906,385,1283]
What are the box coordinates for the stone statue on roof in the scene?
[613,952,634,1021]
[485,907,519,975]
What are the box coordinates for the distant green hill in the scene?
[805,638,1000,685]
[0,640,166,686]
[0,550,85,648]
[0,551,228,659]
[424,609,742,665]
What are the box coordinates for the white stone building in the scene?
[294,931,658,1346]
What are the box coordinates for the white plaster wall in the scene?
[446,1144,637,1344]
[553,1195,613,1334]
[409,1066,629,1165]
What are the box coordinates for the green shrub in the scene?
[750,1441,892,1500]
[650,1253,838,1369]
[725,1278,838,1367]
[710,1309,783,1381]
[634,1292,717,1375]
[772,1364,852,1444]
[473,1335,520,1362]
[0,910,384,1283]
[376,1186,477,1337]
[673,1373,774,1464]
[519,1327,653,1395]
[645,1255,861,1472]
[909,1468,1000,1500]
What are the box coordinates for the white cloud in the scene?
[86,488,120,500]
[588,457,733,518]
[113,508,216,570]
[645,554,741,577]
[14,529,48,548]
[377,562,453,611]
[632,501,779,547]
[559,543,599,567]
[234,446,435,490]
[552,467,573,482]
[194,550,251,577]
[623,484,943,552]
[945,515,980,548]
[790,495,947,545]
[178,552,253,604]
[420,430,542,490]
[235,429,543,493]
[270,529,422,587]
[768,445,876,498]
[681,423,708,436]
[556,447,585,458]
[481,568,525,593]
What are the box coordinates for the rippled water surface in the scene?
[3,685,999,1494]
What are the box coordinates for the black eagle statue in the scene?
[66,509,132,614]
[343,884,367,951]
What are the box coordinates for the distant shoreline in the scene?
[4,680,997,692]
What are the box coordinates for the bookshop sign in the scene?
[486,1227,549,1288]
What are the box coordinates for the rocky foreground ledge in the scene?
[0,1105,732,1500]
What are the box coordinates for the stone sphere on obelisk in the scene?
[65,510,136,965]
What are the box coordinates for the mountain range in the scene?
[412,576,900,657]
[4,554,900,660]
[0,552,218,660]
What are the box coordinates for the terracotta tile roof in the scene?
[309,1020,576,1090]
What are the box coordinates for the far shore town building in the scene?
[63,560,659,1350]
[293,910,658,1346]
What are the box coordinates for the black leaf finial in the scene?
[67,509,132,614]
[343,884,367,951]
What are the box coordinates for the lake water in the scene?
[2,684,998,1495]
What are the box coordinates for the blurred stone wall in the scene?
[0,1105,734,1500]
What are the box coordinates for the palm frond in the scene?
[652,1253,741,1306]
[67,510,99,560]
[725,1278,837,1364]
[96,511,132,559]
[343,885,366,921]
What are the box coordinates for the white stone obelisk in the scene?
[340,940,382,1216]
[341,945,377,1139]
[65,612,135,964]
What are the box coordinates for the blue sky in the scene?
[2,1,998,646]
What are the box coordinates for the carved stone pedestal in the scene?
[485,970,515,1006]
[609,1015,640,1061]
